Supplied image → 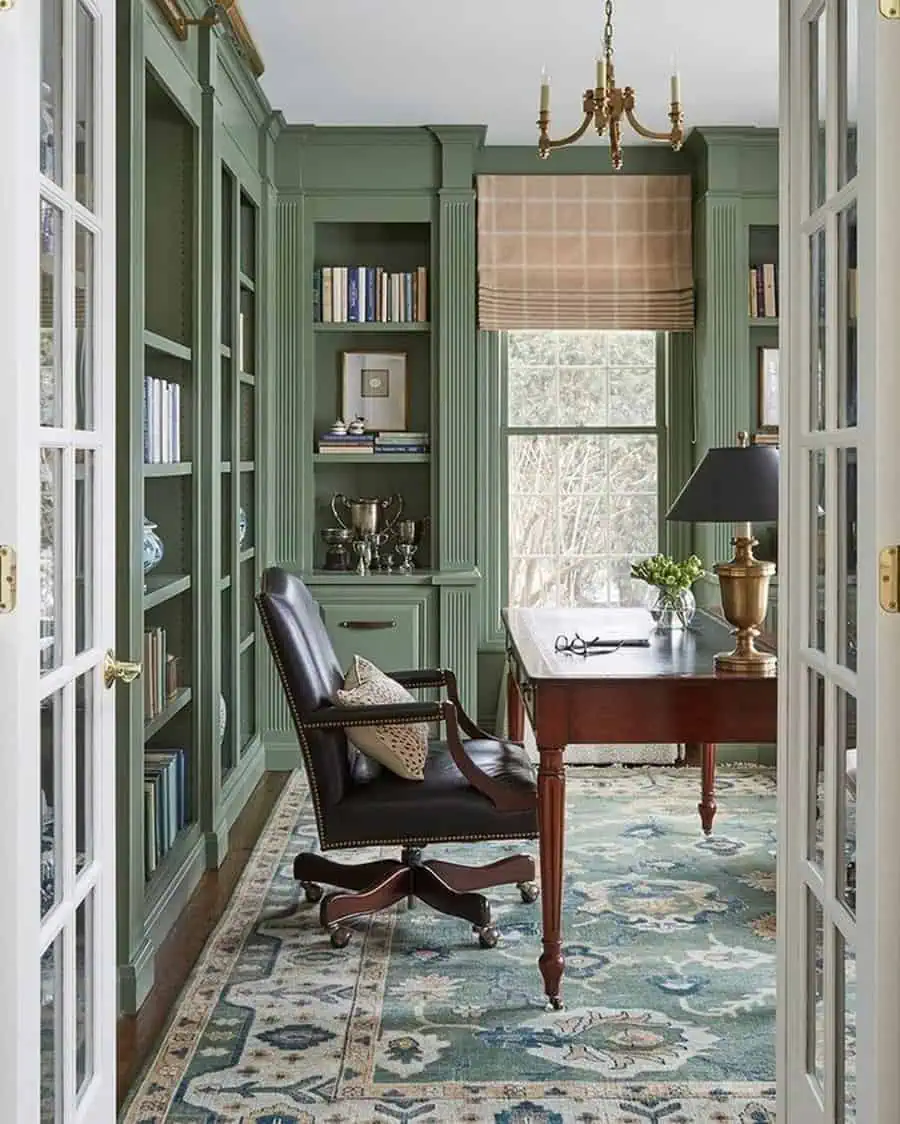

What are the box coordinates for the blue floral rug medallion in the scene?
[122,767,778,1123]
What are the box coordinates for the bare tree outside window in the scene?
[507,330,662,609]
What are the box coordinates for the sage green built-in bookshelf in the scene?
[116,2,272,1015]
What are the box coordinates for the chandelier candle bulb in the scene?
[540,68,551,112]
[670,70,681,104]
[596,56,607,91]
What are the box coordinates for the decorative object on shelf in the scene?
[341,351,408,432]
[331,493,404,539]
[329,418,348,435]
[666,431,780,675]
[218,693,227,747]
[757,347,779,432]
[239,506,248,547]
[142,519,164,589]
[321,527,354,572]
[347,416,366,436]
[536,0,685,170]
[395,519,428,574]
[352,538,373,577]
[630,553,704,631]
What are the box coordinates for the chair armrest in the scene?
[304,700,443,730]
[385,668,449,689]
[440,701,535,813]
[386,667,494,740]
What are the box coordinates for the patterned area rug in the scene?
[121,767,778,1123]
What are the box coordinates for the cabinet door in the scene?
[320,600,427,674]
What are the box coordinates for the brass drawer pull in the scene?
[338,619,397,630]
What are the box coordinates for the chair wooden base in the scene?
[293,850,538,948]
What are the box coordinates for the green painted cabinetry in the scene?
[116,0,273,1014]
[316,586,435,673]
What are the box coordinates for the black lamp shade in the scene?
[666,444,780,524]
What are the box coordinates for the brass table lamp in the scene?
[666,432,779,676]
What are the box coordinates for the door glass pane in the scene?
[40,936,62,1122]
[75,3,96,210]
[837,688,857,917]
[75,895,94,1094]
[40,201,63,428]
[840,934,857,1121]
[75,226,95,430]
[809,450,826,650]
[810,228,827,430]
[75,450,94,654]
[841,0,858,186]
[807,891,825,1091]
[40,448,63,673]
[75,672,93,870]
[809,5,827,210]
[838,449,857,670]
[807,669,825,868]
[40,689,63,919]
[839,203,858,427]
[40,0,63,183]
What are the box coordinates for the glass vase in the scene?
[647,586,696,631]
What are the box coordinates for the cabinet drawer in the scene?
[320,601,425,675]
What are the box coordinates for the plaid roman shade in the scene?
[477,174,694,331]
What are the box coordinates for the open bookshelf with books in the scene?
[139,69,198,886]
[309,220,434,573]
[748,224,780,433]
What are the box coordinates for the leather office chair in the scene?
[256,567,539,949]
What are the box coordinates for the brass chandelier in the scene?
[537,0,686,170]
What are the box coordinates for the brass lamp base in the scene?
[713,535,777,677]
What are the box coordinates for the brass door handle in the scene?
[103,650,143,690]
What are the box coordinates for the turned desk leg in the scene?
[537,745,566,1009]
[506,667,524,743]
[699,742,718,835]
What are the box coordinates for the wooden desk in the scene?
[502,607,777,1009]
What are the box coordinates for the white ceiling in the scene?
[239,0,779,145]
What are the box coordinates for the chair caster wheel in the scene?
[329,926,352,949]
[302,881,323,904]
[477,924,500,949]
[518,881,539,904]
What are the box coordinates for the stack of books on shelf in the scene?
[749,263,779,318]
[375,431,430,455]
[313,265,428,324]
[143,626,180,721]
[143,747,187,876]
[317,430,431,455]
[144,376,182,463]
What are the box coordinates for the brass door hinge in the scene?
[0,1,17,11]
[0,546,16,613]
[880,0,899,17]
[879,546,900,611]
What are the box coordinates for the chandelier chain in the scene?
[603,0,614,62]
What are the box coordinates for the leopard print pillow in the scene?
[335,656,428,781]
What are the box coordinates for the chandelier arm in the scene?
[623,105,681,145]
[537,92,597,157]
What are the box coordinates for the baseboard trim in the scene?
[118,936,155,1016]
[263,731,300,772]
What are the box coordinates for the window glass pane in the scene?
[809,6,827,210]
[75,3,96,209]
[40,0,63,183]
[806,890,825,1091]
[838,448,857,670]
[40,201,63,428]
[839,203,858,428]
[809,450,826,651]
[836,688,856,918]
[75,226,95,430]
[807,668,825,870]
[40,935,62,1121]
[41,447,63,673]
[40,688,64,919]
[810,228,827,430]
[841,0,858,186]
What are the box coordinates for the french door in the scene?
[0,0,119,1120]
[780,0,900,1120]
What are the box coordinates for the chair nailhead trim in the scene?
[320,830,539,849]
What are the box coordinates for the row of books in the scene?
[144,748,188,876]
[143,627,181,722]
[143,376,183,464]
[313,266,428,324]
[749,264,779,319]
[317,431,430,455]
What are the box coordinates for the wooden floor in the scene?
[116,770,290,1110]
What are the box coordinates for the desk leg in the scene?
[507,668,524,743]
[537,745,566,1009]
[699,742,718,835]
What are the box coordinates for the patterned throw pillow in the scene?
[335,655,428,781]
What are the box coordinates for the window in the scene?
[506,330,664,608]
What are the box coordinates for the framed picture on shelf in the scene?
[757,346,780,431]
[341,351,408,431]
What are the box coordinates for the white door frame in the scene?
[0,0,118,1118]
[778,1,900,1120]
